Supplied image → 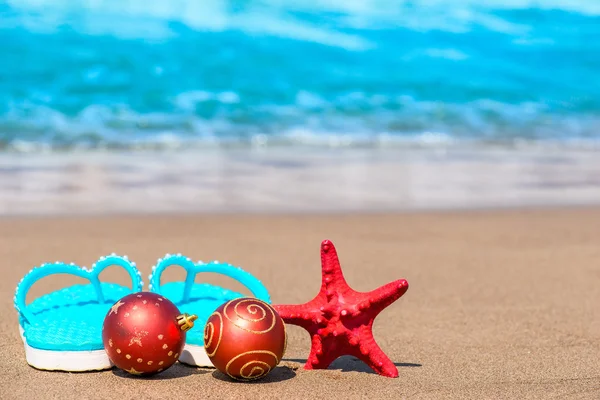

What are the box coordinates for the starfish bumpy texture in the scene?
[274,240,409,378]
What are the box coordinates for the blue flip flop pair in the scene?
[13,253,270,372]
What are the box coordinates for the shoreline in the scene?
[3,202,600,220]
[2,146,600,216]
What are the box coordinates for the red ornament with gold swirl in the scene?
[204,297,287,381]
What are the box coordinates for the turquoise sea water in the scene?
[1,0,599,151]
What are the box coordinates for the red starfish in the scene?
[274,239,409,378]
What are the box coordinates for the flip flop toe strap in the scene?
[148,254,271,304]
[14,254,142,325]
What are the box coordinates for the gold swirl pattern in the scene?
[225,350,279,381]
[223,298,276,334]
[204,311,223,357]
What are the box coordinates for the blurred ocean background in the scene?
[1,0,599,214]
[2,0,599,151]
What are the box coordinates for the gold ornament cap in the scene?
[177,313,198,332]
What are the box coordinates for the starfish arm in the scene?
[305,335,342,370]
[362,279,409,316]
[353,327,398,378]
[274,304,323,332]
[320,240,350,291]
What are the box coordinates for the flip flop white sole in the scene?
[178,344,214,368]
[19,326,113,372]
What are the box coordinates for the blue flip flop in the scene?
[13,254,143,371]
[148,253,271,367]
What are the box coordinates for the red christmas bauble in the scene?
[204,297,287,381]
[102,292,197,376]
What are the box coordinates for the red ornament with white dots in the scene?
[102,292,197,376]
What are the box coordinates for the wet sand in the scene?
[2,146,600,216]
[1,208,599,399]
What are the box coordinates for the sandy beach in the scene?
[1,208,599,399]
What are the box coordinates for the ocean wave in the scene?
[4,0,600,41]
[2,0,372,49]
[2,95,599,152]
[1,0,599,152]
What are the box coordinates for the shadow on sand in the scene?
[111,363,210,380]
[210,366,297,384]
[283,356,421,374]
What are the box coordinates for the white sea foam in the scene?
[411,48,470,61]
